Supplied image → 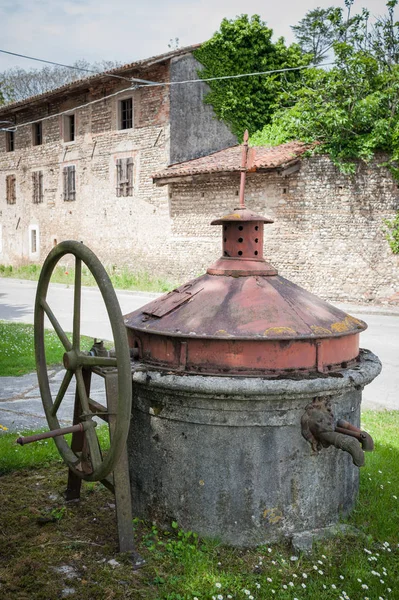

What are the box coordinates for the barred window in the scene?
[32,171,44,204]
[116,158,133,197]
[63,166,76,201]
[6,175,16,204]
[119,98,133,130]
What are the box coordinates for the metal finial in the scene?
[239,130,249,208]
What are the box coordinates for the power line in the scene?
[0,85,135,131]
[0,48,158,85]
[142,63,333,88]
[0,61,333,132]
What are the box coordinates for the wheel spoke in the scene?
[75,368,91,414]
[73,257,81,350]
[41,299,72,351]
[51,369,74,416]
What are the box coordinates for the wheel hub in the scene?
[63,349,80,371]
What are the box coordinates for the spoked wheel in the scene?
[34,241,132,481]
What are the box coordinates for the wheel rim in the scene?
[34,240,132,481]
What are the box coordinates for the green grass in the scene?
[0,426,110,475]
[0,411,398,599]
[0,262,175,293]
[0,321,95,376]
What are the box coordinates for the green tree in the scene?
[252,1,399,174]
[194,14,309,138]
[291,6,341,64]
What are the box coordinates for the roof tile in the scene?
[153,141,310,180]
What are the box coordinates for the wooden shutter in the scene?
[32,171,42,203]
[63,167,68,200]
[127,157,133,196]
[69,166,76,200]
[63,166,76,201]
[32,172,37,203]
[7,175,16,204]
[39,170,43,202]
[116,159,122,197]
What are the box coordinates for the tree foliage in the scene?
[252,1,399,175]
[385,213,399,253]
[291,6,341,64]
[194,15,309,138]
[0,60,122,104]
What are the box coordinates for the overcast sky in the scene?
[0,0,391,72]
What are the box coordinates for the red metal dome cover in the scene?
[124,132,366,376]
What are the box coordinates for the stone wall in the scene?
[167,156,399,302]
[0,52,240,283]
[0,61,176,275]
[0,60,398,302]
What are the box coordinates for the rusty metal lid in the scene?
[123,132,367,376]
[124,274,365,341]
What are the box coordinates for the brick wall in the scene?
[0,63,175,274]
[0,63,398,302]
[166,156,399,302]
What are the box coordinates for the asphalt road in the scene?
[0,278,398,413]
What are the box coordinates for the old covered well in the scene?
[123,136,381,546]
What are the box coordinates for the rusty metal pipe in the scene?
[318,431,365,467]
[16,423,85,446]
[335,426,365,440]
[336,420,374,451]
[337,419,362,433]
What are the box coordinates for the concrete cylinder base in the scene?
[127,350,381,546]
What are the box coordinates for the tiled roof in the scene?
[153,141,310,181]
[0,44,201,115]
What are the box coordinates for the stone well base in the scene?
[127,350,381,546]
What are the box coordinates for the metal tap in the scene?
[301,398,374,467]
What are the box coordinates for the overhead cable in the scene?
[0,61,333,132]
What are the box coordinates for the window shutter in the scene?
[127,158,133,196]
[69,166,76,200]
[39,170,43,202]
[6,176,10,203]
[116,159,122,197]
[11,176,16,204]
[33,172,37,203]
[63,167,68,200]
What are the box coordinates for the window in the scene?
[31,229,37,253]
[64,114,75,142]
[119,98,133,130]
[6,130,14,152]
[6,175,16,204]
[33,122,42,146]
[32,171,44,203]
[29,225,39,258]
[116,158,133,197]
[63,166,76,201]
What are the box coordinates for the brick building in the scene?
[153,144,399,303]
[0,46,398,303]
[0,46,235,273]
